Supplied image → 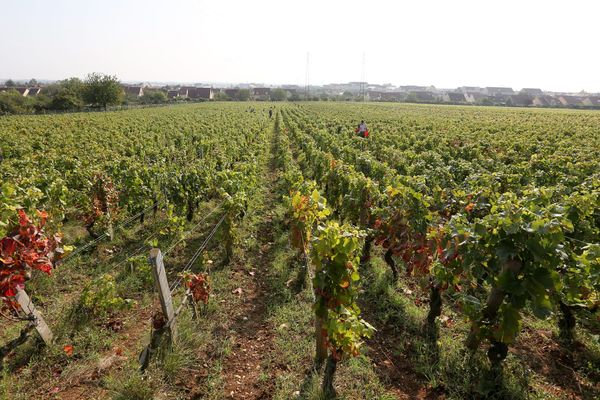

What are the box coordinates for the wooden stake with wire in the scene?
[149,248,177,341]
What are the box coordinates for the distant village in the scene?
[356,84,600,108]
[109,82,600,108]
[2,79,600,109]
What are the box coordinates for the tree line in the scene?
[0,73,127,115]
[0,73,315,115]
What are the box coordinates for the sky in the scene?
[1,0,599,92]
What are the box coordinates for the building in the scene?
[464,92,489,103]
[178,87,189,98]
[408,91,435,102]
[531,96,548,107]
[558,95,584,107]
[382,92,406,101]
[400,85,429,92]
[167,90,179,99]
[581,96,600,107]
[532,95,561,107]
[507,94,533,107]
[25,87,41,96]
[0,87,30,96]
[122,85,144,97]
[367,91,406,101]
[519,88,544,96]
[224,88,240,98]
[347,82,367,94]
[187,87,216,100]
[367,83,396,92]
[367,91,383,100]
[489,94,511,105]
[252,87,271,100]
[458,86,485,94]
[323,82,367,94]
[485,87,514,96]
[180,86,198,98]
[285,88,298,97]
[443,92,467,103]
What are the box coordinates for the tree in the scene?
[0,90,33,114]
[32,93,52,112]
[214,91,229,101]
[405,93,418,103]
[61,77,84,94]
[50,88,84,110]
[39,78,85,111]
[140,90,167,104]
[83,73,123,110]
[28,78,38,86]
[40,83,62,98]
[4,79,15,87]
[271,88,288,101]
[236,89,251,101]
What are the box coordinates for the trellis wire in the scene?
[169,213,226,294]
[164,204,221,256]
[60,200,163,263]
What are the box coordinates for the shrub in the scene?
[80,274,132,316]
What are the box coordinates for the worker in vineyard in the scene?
[269,108,273,118]
[356,120,369,138]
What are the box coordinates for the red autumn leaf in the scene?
[37,210,48,226]
[63,345,74,357]
[465,203,475,213]
[184,272,211,304]
[18,209,30,226]
[36,263,53,274]
[0,237,17,256]
[1,209,57,316]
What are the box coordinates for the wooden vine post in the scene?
[15,288,53,345]
[140,248,178,371]
[149,248,177,341]
[1,290,53,364]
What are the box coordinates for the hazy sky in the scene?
[2,0,598,92]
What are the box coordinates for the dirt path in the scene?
[221,125,279,400]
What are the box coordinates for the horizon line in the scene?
[1,77,597,94]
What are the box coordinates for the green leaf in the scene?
[497,304,521,344]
